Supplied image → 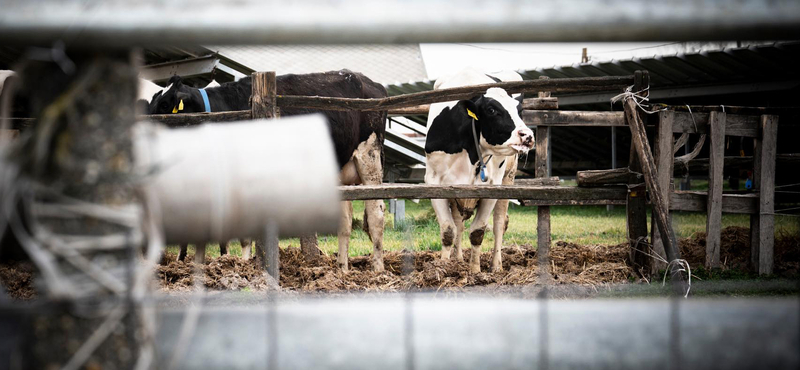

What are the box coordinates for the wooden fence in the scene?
[4,70,783,282]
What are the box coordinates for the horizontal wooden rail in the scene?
[278,76,632,112]
[388,97,559,116]
[339,184,625,201]
[339,184,759,213]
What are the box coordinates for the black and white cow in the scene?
[148,70,388,272]
[424,69,534,273]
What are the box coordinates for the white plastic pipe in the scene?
[134,114,340,243]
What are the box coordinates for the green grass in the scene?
[169,200,798,259]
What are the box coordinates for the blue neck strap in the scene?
[199,88,211,113]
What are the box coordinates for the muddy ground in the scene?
[2,226,798,299]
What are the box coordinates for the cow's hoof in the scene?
[373,259,385,272]
[338,262,349,272]
[491,257,502,272]
[454,251,464,262]
[469,264,481,274]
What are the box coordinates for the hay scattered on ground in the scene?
[3,226,797,298]
[680,226,800,276]
[0,262,36,300]
[157,254,274,292]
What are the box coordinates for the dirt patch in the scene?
[0,262,36,300]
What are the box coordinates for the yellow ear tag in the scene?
[172,106,178,114]
[466,109,478,121]
[178,99,184,111]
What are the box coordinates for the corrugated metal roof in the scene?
[386,41,800,98]
[204,44,427,85]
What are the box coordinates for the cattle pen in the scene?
[1,1,799,369]
[13,70,783,284]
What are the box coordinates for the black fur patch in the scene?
[147,70,387,169]
[469,228,485,246]
[442,227,455,246]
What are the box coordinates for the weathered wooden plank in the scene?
[670,192,757,214]
[580,155,799,183]
[251,71,278,278]
[278,76,632,112]
[523,110,625,127]
[672,111,759,137]
[705,112,726,269]
[756,115,778,275]
[535,77,552,280]
[577,168,642,186]
[626,71,651,274]
[388,97,558,116]
[625,91,685,291]
[338,184,627,201]
[514,177,560,186]
[651,110,674,274]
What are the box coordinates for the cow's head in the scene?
[458,87,534,156]
[147,75,202,115]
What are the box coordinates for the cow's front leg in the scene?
[450,202,465,262]
[492,199,510,272]
[491,156,517,272]
[177,244,188,262]
[431,198,456,260]
[220,241,229,256]
[352,132,386,272]
[194,243,207,265]
[337,201,353,271]
[241,239,252,260]
[468,199,498,273]
[364,199,386,272]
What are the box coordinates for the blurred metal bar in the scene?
[1,0,799,46]
[150,297,800,370]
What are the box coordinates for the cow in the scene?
[424,69,534,273]
[147,71,387,272]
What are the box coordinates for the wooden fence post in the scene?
[251,71,280,280]
[624,93,686,293]
[536,77,551,280]
[627,71,650,273]
[750,115,778,275]
[651,110,674,274]
[706,111,726,270]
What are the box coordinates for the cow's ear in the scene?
[168,75,182,86]
[459,99,480,121]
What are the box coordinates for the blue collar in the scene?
[199,88,211,113]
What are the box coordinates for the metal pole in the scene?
[1,0,799,45]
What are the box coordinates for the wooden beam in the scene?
[751,115,778,275]
[338,184,626,201]
[277,75,633,112]
[536,77,552,280]
[651,110,674,274]
[577,168,642,187]
[705,111,726,269]
[624,79,686,291]
[670,192,757,214]
[251,71,279,279]
[671,111,759,137]
[387,97,558,116]
[626,71,650,274]
[514,177,560,186]
[523,110,625,127]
